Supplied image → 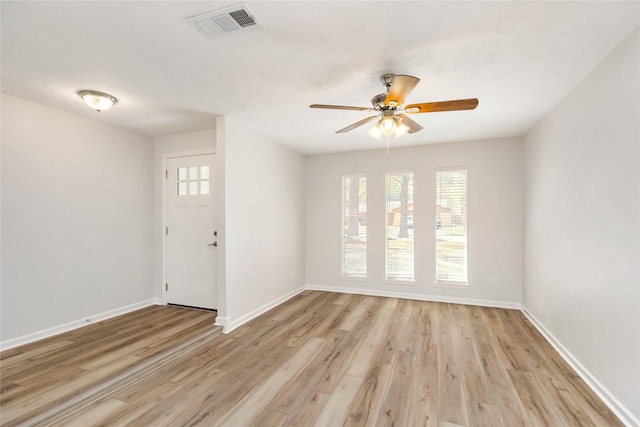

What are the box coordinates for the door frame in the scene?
[162,149,216,306]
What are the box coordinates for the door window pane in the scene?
[178,167,187,181]
[200,166,210,180]
[200,181,210,195]
[189,181,198,195]
[178,182,187,196]
[189,166,198,180]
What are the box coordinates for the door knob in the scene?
[207,241,218,247]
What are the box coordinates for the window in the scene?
[386,171,414,281]
[177,166,209,196]
[341,174,367,277]
[436,168,467,285]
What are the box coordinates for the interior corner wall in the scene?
[222,117,305,329]
[305,137,523,307]
[523,28,639,423]
[0,94,156,346]
[153,129,216,300]
[215,117,227,322]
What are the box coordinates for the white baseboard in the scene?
[0,298,163,351]
[214,315,230,331]
[522,306,639,427]
[223,287,305,334]
[305,284,521,310]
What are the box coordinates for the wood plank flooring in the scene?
[1,291,624,426]
[0,305,218,426]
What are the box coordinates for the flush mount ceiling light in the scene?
[77,90,118,112]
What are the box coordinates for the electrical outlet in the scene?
[290,270,297,278]
[490,276,498,286]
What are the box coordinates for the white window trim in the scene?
[341,172,367,278]
[384,169,415,282]
[436,165,467,172]
[339,274,369,282]
[383,278,417,286]
[435,167,468,286]
[433,280,471,290]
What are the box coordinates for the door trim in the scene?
[161,149,216,305]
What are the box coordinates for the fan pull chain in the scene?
[386,135,390,159]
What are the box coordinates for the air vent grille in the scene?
[228,9,256,28]
[186,4,259,37]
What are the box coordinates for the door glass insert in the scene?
[176,165,211,196]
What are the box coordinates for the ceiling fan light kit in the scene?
[379,110,397,135]
[310,73,479,142]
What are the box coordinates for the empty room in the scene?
[1,1,638,426]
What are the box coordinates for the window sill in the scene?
[338,275,369,282]
[383,278,417,286]
[433,281,470,290]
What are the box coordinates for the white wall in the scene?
[153,129,216,300]
[523,29,639,424]
[305,138,523,307]
[221,117,306,330]
[215,117,227,322]
[1,94,155,345]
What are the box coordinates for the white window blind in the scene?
[342,174,367,277]
[386,171,414,281]
[436,169,467,284]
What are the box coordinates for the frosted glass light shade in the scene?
[379,116,397,136]
[77,90,118,112]
[368,125,382,140]
[395,123,410,138]
[368,114,409,140]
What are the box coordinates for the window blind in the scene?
[436,169,467,284]
[386,171,414,281]
[342,174,367,277]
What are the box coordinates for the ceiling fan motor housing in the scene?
[371,93,387,110]
[380,73,395,89]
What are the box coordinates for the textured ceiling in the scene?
[1,1,638,154]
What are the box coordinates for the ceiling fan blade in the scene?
[405,98,479,113]
[385,75,420,107]
[310,104,376,112]
[396,114,424,134]
[336,115,380,134]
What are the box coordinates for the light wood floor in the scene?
[1,291,623,426]
[0,305,219,426]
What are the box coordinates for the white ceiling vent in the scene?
[186,5,259,37]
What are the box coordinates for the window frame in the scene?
[434,167,469,289]
[384,170,415,283]
[340,172,368,279]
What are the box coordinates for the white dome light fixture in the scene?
[77,90,118,112]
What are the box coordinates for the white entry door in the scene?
[165,154,217,310]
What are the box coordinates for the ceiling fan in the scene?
[310,74,478,139]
